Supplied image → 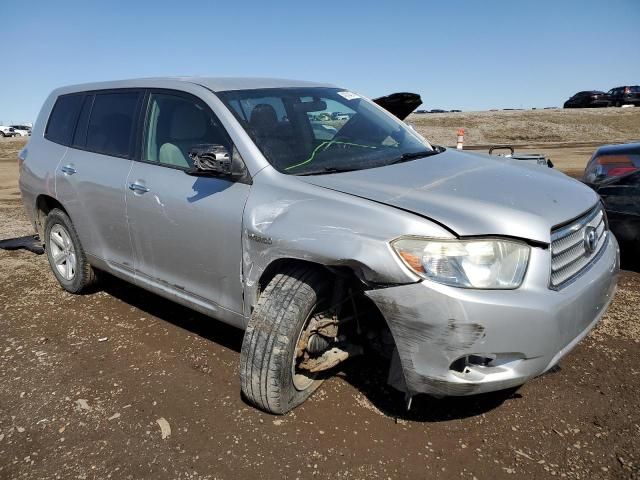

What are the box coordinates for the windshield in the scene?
[217,87,434,175]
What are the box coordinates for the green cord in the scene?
[284,140,377,171]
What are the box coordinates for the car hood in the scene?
[297,149,599,244]
[372,92,422,120]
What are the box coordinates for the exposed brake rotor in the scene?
[295,312,362,373]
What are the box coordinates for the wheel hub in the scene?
[49,224,76,281]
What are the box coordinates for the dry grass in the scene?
[409,107,640,146]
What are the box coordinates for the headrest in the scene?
[249,104,278,128]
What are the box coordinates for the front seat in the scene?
[249,104,295,169]
[159,104,208,168]
[249,104,279,131]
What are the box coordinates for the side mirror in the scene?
[186,144,252,184]
[187,144,232,176]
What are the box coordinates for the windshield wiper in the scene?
[295,166,360,176]
[387,149,440,166]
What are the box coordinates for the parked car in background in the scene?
[10,125,31,136]
[563,91,610,108]
[332,112,351,121]
[606,86,640,107]
[0,126,17,137]
[20,77,619,415]
[583,142,640,255]
[583,143,640,183]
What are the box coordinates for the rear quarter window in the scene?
[86,91,141,158]
[45,94,84,145]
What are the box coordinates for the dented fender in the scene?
[240,167,453,317]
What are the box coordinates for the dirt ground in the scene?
[410,107,640,178]
[1,109,639,480]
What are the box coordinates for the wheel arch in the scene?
[35,194,69,237]
[251,257,368,314]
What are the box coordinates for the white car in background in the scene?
[10,125,31,136]
[0,126,17,137]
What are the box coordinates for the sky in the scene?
[1,0,639,123]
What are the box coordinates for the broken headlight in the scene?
[391,237,530,289]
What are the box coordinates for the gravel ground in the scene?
[1,115,639,480]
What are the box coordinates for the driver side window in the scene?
[144,92,231,169]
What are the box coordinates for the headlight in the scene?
[391,237,530,289]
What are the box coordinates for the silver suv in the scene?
[19,78,619,414]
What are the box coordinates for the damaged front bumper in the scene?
[366,235,620,397]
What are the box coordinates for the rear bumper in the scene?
[366,235,620,397]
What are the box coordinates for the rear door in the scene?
[611,88,622,105]
[125,90,250,319]
[56,90,143,274]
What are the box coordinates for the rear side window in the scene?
[45,94,84,145]
[86,91,141,158]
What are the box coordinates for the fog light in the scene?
[450,354,496,373]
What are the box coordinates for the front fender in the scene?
[241,168,453,315]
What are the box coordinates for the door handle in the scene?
[128,182,150,194]
[61,165,77,175]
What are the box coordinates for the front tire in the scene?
[44,208,96,293]
[240,266,329,414]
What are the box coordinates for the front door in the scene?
[125,91,250,319]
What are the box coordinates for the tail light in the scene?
[608,166,637,177]
[585,154,639,183]
[18,147,28,168]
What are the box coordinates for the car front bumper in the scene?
[366,235,620,397]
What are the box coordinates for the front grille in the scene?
[550,205,608,289]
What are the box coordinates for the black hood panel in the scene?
[373,92,422,120]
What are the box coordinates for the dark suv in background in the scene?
[607,86,640,107]
[563,91,610,108]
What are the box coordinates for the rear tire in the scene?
[44,208,96,293]
[240,265,329,414]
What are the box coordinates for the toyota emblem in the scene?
[583,226,597,253]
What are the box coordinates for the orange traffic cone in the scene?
[456,128,464,150]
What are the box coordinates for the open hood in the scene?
[372,92,422,120]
